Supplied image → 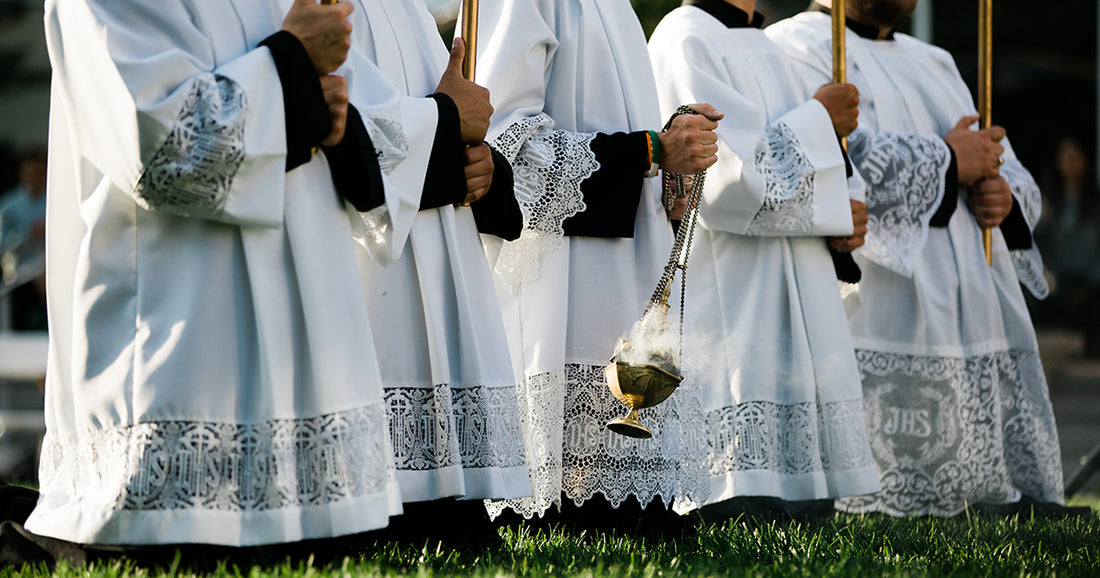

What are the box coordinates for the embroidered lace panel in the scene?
[36,405,394,513]
[1000,158,1041,228]
[346,117,409,257]
[836,349,1064,516]
[701,399,876,478]
[384,384,527,472]
[746,121,815,236]
[486,364,708,519]
[353,204,393,257]
[135,74,247,219]
[363,117,409,175]
[848,129,950,278]
[484,370,566,520]
[1011,247,1049,300]
[489,114,598,292]
[999,158,1050,299]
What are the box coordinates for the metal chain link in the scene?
[644,105,708,362]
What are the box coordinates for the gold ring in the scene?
[997,155,1004,166]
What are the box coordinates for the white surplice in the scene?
[768,11,1064,516]
[473,0,708,518]
[648,6,879,507]
[343,0,529,504]
[28,0,403,546]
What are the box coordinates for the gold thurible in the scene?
[978,0,993,265]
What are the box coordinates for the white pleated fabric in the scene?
[473,0,709,519]
[768,11,1064,516]
[28,0,403,546]
[345,0,529,504]
[649,7,879,508]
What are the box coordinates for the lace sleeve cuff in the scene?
[849,129,951,278]
[1000,157,1042,228]
[133,74,248,220]
[489,113,599,292]
[998,157,1048,298]
[745,120,817,236]
[740,100,852,237]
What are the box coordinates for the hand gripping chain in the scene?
[647,105,707,363]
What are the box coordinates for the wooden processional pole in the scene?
[832,0,847,149]
[978,0,993,265]
[460,0,479,81]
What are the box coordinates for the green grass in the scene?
[7,497,1099,577]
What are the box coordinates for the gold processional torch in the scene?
[453,0,479,209]
[832,0,847,149]
[460,0,479,81]
[978,0,994,265]
[605,107,707,439]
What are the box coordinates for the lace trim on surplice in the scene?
[746,121,816,236]
[701,398,876,478]
[135,74,247,219]
[364,117,410,175]
[1000,158,1050,299]
[489,114,598,292]
[836,349,1064,516]
[384,384,527,472]
[351,116,410,252]
[36,404,394,513]
[484,370,566,520]
[486,363,708,519]
[849,129,950,278]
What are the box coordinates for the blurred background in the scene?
[0,0,1096,494]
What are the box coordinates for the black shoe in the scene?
[0,483,40,525]
[0,521,83,569]
[696,497,835,525]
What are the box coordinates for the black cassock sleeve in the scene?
[264,30,387,210]
[999,197,1033,250]
[929,146,960,227]
[829,247,862,284]
[418,93,469,210]
[260,31,336,172]
[471,147,521,241]
[424,94,521,238]
[562,131,650,238]
[930,146,1032,249]
[322,105,385,212]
